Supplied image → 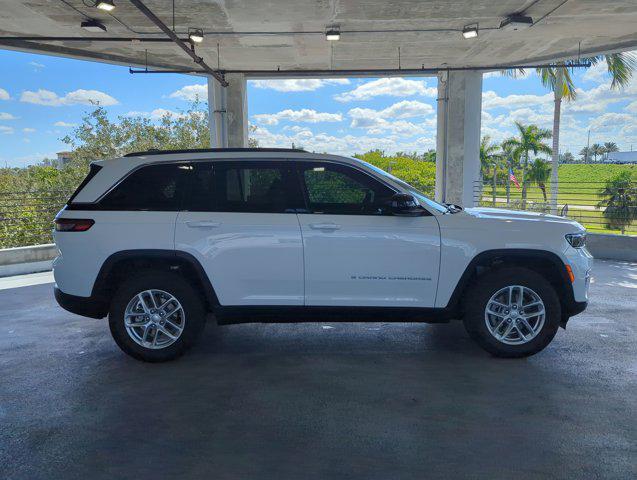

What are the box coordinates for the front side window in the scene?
[185,161,302,213]
[299,162,395,215]
[99,163,188,211]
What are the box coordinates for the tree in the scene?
[559,151,575,164]
[479,136,500,178]
[62,101,211,166]
[591,143,605,163]
[597,171,637,234]
[505,52,636,212]
[603,142,619,160]
[527,159,552,202]
[579,146,592,163]
[502,122,552,208]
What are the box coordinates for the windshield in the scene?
[357,160,449,214]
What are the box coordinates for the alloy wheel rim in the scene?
[124,289,185,349]
[484,285,545,345]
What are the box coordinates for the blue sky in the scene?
[1,48,636,167]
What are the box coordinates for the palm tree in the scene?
[505,52,636,212]
[603,142,619,161]
[480,135,500,177]
[579,146,592,163]
[597,171,637,234]
[591,143,605,163]
[527,159,552,202]
[502,122,552,208]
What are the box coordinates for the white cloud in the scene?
[0,88,9,100]
[53,121,77,127]
[251,79,349,92]
[484,70,531,80]
[251,125,435,156]
[482,90,553,110]
[334,78,436,102]
[22,127,36,133]
[347,100,435,136]
[0,112,17,120]
[253,108,342,126]
[168,84,208,101]
[626,100,637,113]
[582,62,608,84]
[20,89,118,106]
[125,108,183,120]
[0,125,14,134]
[29,61,45,70]
[589,112,635,130]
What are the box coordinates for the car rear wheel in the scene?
[463,267,561,358]
[108,271,206,362]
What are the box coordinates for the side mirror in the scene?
[390,193,425,216]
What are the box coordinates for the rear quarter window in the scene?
[98,163,189,211]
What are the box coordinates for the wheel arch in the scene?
[447,249,575,322]
[92,250,219,314]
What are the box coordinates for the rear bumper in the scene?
[54,286,108,319]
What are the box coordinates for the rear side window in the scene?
[185,161,302,213]
[99,163,188,211]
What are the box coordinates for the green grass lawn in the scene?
[479,163,637,235]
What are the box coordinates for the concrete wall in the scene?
[586,233,637,262]
[0,244,57,278]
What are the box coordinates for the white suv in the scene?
[53,148,592,361]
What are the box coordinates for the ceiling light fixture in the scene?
[96,0,116,11]
[462,24,478,39]
[499,14,533,31]
[325,27,340,41]
[81,19,107,33]
[188,28,204,43]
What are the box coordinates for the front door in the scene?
[175,160,305,306]
[296,161,441,307]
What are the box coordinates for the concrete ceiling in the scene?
[1,0,637,76]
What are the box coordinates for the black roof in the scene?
[124,147,306,157]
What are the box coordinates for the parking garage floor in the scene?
[1,260,636,480]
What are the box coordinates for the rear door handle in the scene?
[186,221,221,228]
[309,223,341,231]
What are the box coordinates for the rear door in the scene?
[296,161,441,307]
[175,160,305,306]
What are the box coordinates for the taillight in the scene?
[55,218,95,232]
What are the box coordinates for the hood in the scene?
[462,207,585,231]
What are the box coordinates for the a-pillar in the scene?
[435,70,483,207]
[207,73,248,148]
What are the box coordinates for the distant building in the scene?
[605,151,637,164]
[56,151,73,169]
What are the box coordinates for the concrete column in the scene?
[207,76,227,148]
[207,73,248,148]
[435,70,483,207]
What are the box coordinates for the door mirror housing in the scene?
[390,193,426,216]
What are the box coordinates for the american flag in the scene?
[509,167,521,190]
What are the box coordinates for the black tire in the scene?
[108,271,206,362]
[463,267,561,358]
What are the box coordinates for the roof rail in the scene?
[123,147,306,157]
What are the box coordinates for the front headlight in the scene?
[566,233,586,248]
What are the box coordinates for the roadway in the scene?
[1,260,636,479]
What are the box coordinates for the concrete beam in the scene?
[435,70,482,207]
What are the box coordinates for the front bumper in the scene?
[54,286,107,319]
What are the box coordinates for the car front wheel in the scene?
[108,271,206,362]
[463,267,561,358]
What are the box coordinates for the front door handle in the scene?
[186,221,221,228]
[309,223,341,231]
